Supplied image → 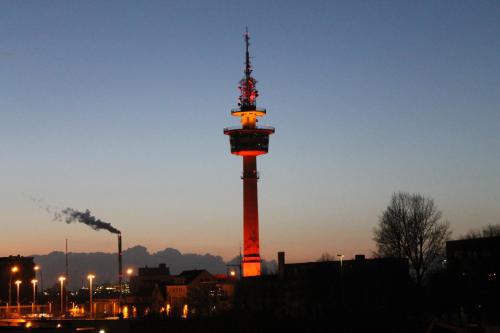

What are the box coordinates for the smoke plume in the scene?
[55,208,120,234]
[30,197,120,234]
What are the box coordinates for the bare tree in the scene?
[317,252,335,262]
[461,224,500,239]
[373,192,451,286]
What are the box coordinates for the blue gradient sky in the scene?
[1,1,499,262]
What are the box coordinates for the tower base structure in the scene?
[242,261,261,277]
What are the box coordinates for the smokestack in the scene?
[118,233,122,296]
[278,251,285,280]
[65,239,69,311]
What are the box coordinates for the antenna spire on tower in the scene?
[244,27,251,79]
[238,28,259,110]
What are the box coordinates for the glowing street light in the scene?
[126,268,133,281]
[31,279,38,313]
[34,265,43,302]
[15,280,22,313]
[88,274,95,319]
[337,254,345,273]
[125,269,133,295]
[59,276,66,315]
[34,265,40,283]
[9,266,19,306]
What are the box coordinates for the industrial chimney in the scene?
[118,233,123,295]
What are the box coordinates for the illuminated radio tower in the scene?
[224,30,275,277]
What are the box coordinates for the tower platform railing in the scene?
[223,125,275,132]
[231,107,266,114]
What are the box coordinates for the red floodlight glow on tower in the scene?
[223,29,275,277]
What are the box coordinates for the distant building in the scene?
[125,263,173,317]
[234,253,410,320]
[166,269,218,318]
[129,263,173,296]
[125,264,235,318]
[91,298,121,318]
[446,236,500,323]
[0,256,36,305]
[446,236,500,283]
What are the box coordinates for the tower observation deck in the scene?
[224,29,275,277]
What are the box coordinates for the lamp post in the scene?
[337,254,345,308]
[126,269,133,294]
[15,280,22,313]
[31,279,37,313]
[58,276,65,316]
[9,266,18,307]
[337,254,344,273]
[88,274,95,319]
[34,266,40,291]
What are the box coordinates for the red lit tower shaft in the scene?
[242,156,260,275]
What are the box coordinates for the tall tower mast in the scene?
[224,30,275,277]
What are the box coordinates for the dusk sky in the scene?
[1,1,499,263]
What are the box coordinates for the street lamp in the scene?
[337,254,344,273]
[34,265,44,304]
[126,269,134,294]
[337,254,345,307]
[15,280,22,313]
[31,279,38,313]
[87,274,95,319]
[9,266,19,307]
[58,276,66,316]
[34,266,40,288]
